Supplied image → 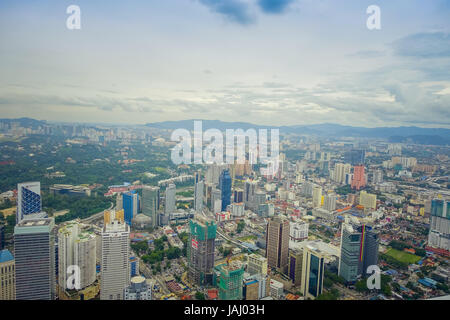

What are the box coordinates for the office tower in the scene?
[324,193,337,211]
[101,210,130,300]
[244,180,257,209]
[351,165,366,190]
[243,274,270,300]
[14,218,55,300]
[211,189,222,214]
[142,186,160,228]
[124,276,152,300]
[58,221,96,291]
[219,169,232,212]
[288,249,303,286]
[344,149,365,165]
[290,222,309,242]
[234,188,244,203]
[428,199,450,252]
[165,184,176,215]
[17,182,45,224]
[187,216,217,286]
[194,172,204,213]
[338,223,379,283]
[266,216,290,274]
[0,224,4,250]
[214,261,244,300]
[300,245,325,299]
[206,164,226,185]
[359,191,377,210]
[312,186,322,208]
[254,191,267,208]
[247,254,268,276]
[0,249,15,300]
[357,225,379,277]
[123,191,139,226]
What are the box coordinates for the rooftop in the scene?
[0,249,14,263]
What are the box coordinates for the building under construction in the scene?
[187,216,217,286]
[213,261,244,300]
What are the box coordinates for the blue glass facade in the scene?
[21,186,41,216]
[219,169,232,212]
[123,191,139,226]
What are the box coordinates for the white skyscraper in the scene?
[165,184,176,215]
[324,194,337,212]
[58,221,96,291]
[194,172,204,213]
[101,210,130,300]
[312,186,322,208]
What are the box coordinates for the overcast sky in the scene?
[0,0,449,127]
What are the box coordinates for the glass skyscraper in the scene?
[219,169,232,212]
[123,191,139,226]
[14,218,55,300]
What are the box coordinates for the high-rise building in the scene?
[359,191,377,210]
[165,184,176,216]
[247,254,268,276]
[312,186,322,208]
[428,199,450,253]
[333,163,352,184]
[351,165,366,190]
[300,245,325,299]
[124,276,152,300]
[101,210,130,300]
[219,169,232,212]
[17,182,46,224]
[338,223,379,283]
[214,261,244,300]
[290,222,309,242]
[142,186,160,228]
[188,216,217,286]
[244,180,257,209]
[194,172,204,213]
[266,216,290,274]
[0,249,15,300]
[14,218,55,300]
[211,189,222,214]
[288,249,303,287]
[324,193,337,211]
[123,191,139,226]
[58,221,96,291]
[243,274,270,300]
[344,149,365,166]
[234,188,244,203]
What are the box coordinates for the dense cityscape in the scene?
[0,118,448,301]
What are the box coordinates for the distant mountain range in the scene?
[1,118,449,145]
[145,119,450,145]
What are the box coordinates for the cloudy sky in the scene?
[0,0,449,127]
